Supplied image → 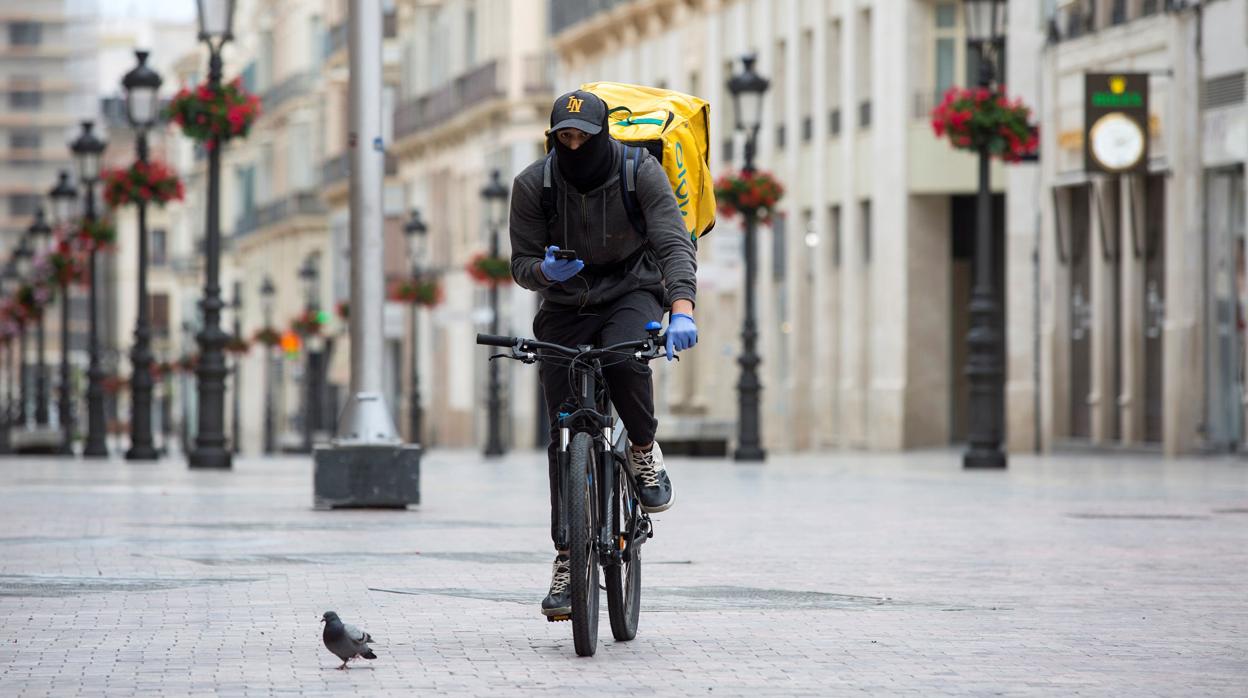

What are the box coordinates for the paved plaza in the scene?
[0,447,1245,696]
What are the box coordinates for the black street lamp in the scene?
[0,260,18,453]
[13,236,33,432]
[70,120,109,458]
[259,275,275,454]
[298,255,319,454]
[480,169,508,458]
[123,49,163,461]
[961,0,1008,470]
[189,0,237,469]
[402,208,428,445]
[726,53,769,463]
[49,170,78,455]
[27,209,52,428]
[230,281,241,454]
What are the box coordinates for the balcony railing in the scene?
[234,189,326,237]
[320,150,399,187]
[394,59,504,141]
[260,71,317,115]
[325,10,398,59]
[551,0,636,36]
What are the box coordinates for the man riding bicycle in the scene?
[509,90,699,617]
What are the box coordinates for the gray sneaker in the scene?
[626,442,674,513]
[541,554,571,617]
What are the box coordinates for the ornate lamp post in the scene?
[402,208,427,445]
[230,282,242,454]
[189,0,237,469]
[27,210,52,428]
[0,260,19,453]
[49,171,78,455]
[70,121,108,458]
[122,49,163,461]
[13,236,33,432]
[480,170,508,458]
[961,0,1008,469]
[259,275,275,454]
[298,255,320,454]
[726,53,769,462]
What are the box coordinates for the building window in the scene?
[151,229,168,266]
[827,19,842,137]
[932,3,961,105]
[856,9,872,129]
[8,194,40,217]
[800,28,813,141]
[9,131,40,150]
[772,213,787,282]
[151,293,170,338]
[860,200,872,264]
[830,205,842,267]
[772,39,786,150]
[9,91,42,110]
[8,22,42,47]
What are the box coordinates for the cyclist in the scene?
[509,90,699,617]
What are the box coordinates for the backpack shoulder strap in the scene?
[618,145,647,237]
[540,152,557,228]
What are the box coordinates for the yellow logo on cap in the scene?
[566,96,584,113]
[1109,76,1126,94]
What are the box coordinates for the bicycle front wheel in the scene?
[606,463,641,641]
[567,431,599,657]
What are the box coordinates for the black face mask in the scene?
[553,128,615,193]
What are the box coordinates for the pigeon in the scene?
[321,611,377,670]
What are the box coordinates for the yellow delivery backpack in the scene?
[582,82,716,241]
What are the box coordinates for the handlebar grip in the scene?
[475,333,515,348]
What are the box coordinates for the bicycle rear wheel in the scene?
[567,432,599,657]
[606,462,641,641]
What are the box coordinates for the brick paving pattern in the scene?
[1,449,1246,696]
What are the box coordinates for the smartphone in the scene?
[553,249,579,261]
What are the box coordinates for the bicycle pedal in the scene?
[546,614,571,623]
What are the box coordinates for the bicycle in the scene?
[477,322,667,657]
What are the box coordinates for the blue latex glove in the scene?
[665,313,698,361]
[540,245,584,283]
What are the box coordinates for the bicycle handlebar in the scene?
[475,332,667,361]
[476,334,515,348]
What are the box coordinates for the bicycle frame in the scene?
[553,350,633,566]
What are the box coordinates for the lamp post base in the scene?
[733,446,766,462]
[314,443,421,509]
[963,448,1007,469]
[189,447,231,469]
[125,445,159,461]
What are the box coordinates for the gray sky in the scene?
[96,0,196,22]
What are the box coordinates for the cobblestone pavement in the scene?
[0,447,1245,696]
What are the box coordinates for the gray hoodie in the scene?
[508,142,697,311]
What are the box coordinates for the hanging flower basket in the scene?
[291,309,324,336]
[47,241,86,286]
[151,362,173,380]
[178,354,200,373]
[15,283,50,319]
[389,275,444,307]
[166,77,261,145]
[714,170,785,225]
[930,86,1038,163]
[225,335,251,355]
[252,326,281,347]
[101,160,185,208]
[467,253,511,286]
[101,374,127,395]
[77,218,117,252]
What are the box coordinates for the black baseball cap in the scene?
[549,90,605,135]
